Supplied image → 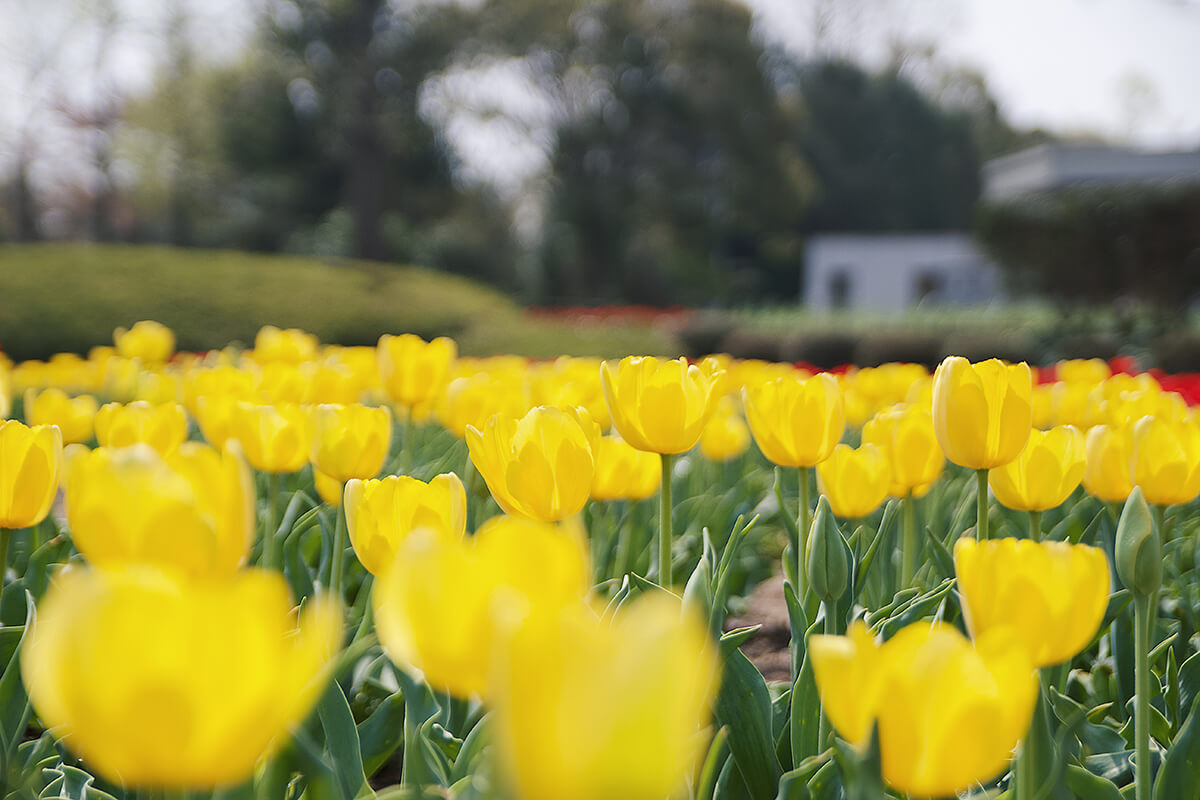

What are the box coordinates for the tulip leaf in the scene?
[853,499,898,602]
[1050,689,1127,757]
[877,578,955,640]
[1178,652,1200,725]
[0,591,34,766]
[722,625,761,650]
[1064,764,1124,800]
[392,668,444,790]
[773,467,800,547]
[601,575,632,621]
[715,634,783,800]
[628,571,679,599]
[316,680,369,800]
[358,690,407,778]
[284,524,317,603]
[1154,693,1200,800]
[714,754,756,800]
[783,582,807,682]
[696,726,731,800]
[449,714,489,785]
[774,752,829,800]
[922,524,956,579]
[790,617,824,767]
[1083,751,1135,784]
[38,764,118,800]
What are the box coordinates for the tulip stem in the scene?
[658,453,673,588]
[331,504,347,600]
[264,473,281,570]
[900,493,915,588]
[1029,510,1042,542]
[976,469,989,541]
[614,502,634,581]
[1133,591,1156,800]
[799,466,812,593]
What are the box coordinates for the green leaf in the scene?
[783,582,807,682]
[392,669,444,790]
[877,578,955,640]
[1154,693,1200,800]
[696,726,730,800]
[0,591,35,765]
[358,690,407,778]
[714,633,783,800]
[790,617,824,769]
[774,752,829,800]
[317,681,369,800]
[922,523,956,578]
[854,500,898,599]
[1177,651,1200,720]
[38,764,118,800]
[1064,764,1124,800]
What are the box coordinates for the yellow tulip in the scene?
[195,395,239,449]
[816,443,890,519]
[0,420,62,529]
[377,333,457,408]
[113,320,175,365]
[229,402,312,474]
[313,468,344,507]
[310,403,392,482]
[698,399,750,462]
[743,372,844,467]
[344,473,466,575]
[94,401,188,455]
[1083,424,1135,503]
[183,365,256,417]
[24,388,99,445]
[1057,358,1110,385]
[1050,380,1096,429]
[1132,415,1200,506]
[439,374,530,439]
[861,405,943,497]
[931,356,1032,470]
[252,325,319,364]
[466,406,596,522]
[373,515,590,697]
[988,425,1086,513]
[22,567,339,789]
[954,537,1110,667]
[810,620,1037,798]
[529,357,612,431]
[66,443,254,577]
[1031,384,1055,430]
[301,362,363,405]
[491,595,720,800]
[601,357,723,454]
[590,435,661,502]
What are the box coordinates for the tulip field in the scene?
[3,320,1200,800]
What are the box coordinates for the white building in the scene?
[804,233,1003,312]
[982,143,1200,202]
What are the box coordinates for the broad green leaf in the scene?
[358,690,407,778]
[1154,693,1200,800]
[714,632,782,800]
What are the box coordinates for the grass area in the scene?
[0,244,681,360]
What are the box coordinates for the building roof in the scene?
[982,143,1200,202]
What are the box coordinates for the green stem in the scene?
[0,528,9,586]
[1029,509,1042,542]
[331,503,347,600]
[264,473,281,570]
[976,468,989,541]
[817,599,836,749]
[400,412,413,475]
[900,493,916,588]
[799,466,812,594]
[1133,592,1156,800]
[613,502,634,581]
[659,453,674,588]
[1153,504,1167,541]
[352,573,375,644]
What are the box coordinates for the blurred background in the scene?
[2,0,1199,364]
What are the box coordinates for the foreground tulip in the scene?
[113,320,175,365]
[590,435,661,502]
[229,402,312,474]
[94,401,188,455]
[932,356,1032,540]
[0,419,62,531]
[22,567,340,789]
[24,388,99,445]
[374,515,590,698]
[817,444,890,520]
[1131,415,1200,507]
[1083,424,1135,503]
[377,333,457,409]
[67,443,254,577]
[810,620,1037,798]
[989,426,1086,536]
[466,406,596,522]
[954,537,1109,667]
[344,473,466,575]
[310,403,392,482]
[491,595,720,800]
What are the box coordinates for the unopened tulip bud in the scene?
[1115,486,1161,598]
[807,496,850,605]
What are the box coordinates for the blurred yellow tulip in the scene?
[491,595,720,800]
[467,406,596,522]
[932,356,1032,470]
[344,473,466,575]
[22,567,339,789]
[252,325,319,364]
[861,404,943,497]
[1057,358,1110,385]
[589,435,661,502]
[94,401,188,455]
[313,468,344,507]
[67,443,254,577]
[113,320,175,365]
[954,537,1109,667]
[698,399,750,462]
[229,402,313,474]
[0,420,62,529]
[810,620,1037,798]
[529,357,612,430]
[989,425,1086,513]
[1031,384,1055,430]
[816,443,890,519]
[601,357,723,454]
[377,333,457,409]
[1083,424,1135,503]
[1132,415,1200,506]
[743,372,844,467]
[439,374,530,438]
[310,403,392,482]
[24,388,99,445]
[195,395,239,448]
[373,515,590,697]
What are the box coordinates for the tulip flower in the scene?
[313,468,344,507]
[590,436,661,502]
[743,372,845,469]
[816,443,890,520]
[529,357,612,430]
[1057,358,1110,385]
[932,356,1032,540]
[954,537,1109,667]
[66,443,254,578]
[373,515,590,698]
[490,595,720,800]
[0,419,62,531]
[113,320,175,365]
[466,406,597,522]
[344,473,466,575]
[861,404,943,498]
[94,401,188,455]
[1083,424,1135,503]
[989,425,1086,537]
[377,333,457,409]
[439,374,530,438]
[195,395,240,449]
[810,620,1037,798]
[24,388,99,445]
[698,399,750,462]
[22,567,340,789]
[601,357,723,455]
[229,402,313,475]
[252,325,319,364]
[310,403,392,483]
[1131,415,1200,507]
